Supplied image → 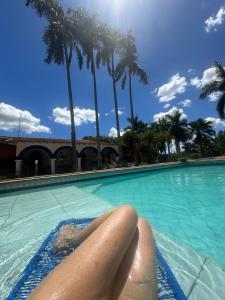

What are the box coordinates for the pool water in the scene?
[1,163,225,299]
[78,164,225,267]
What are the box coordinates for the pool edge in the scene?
[0,158,225,194]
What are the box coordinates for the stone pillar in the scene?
[50,158,56,175]
[77,158,82,172]
[15,160,22,177]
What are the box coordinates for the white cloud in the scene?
[179,99,192,108]
[209,92,222,102]
[153,107,187,122]
[105,109,124,117]
[111,109,123,116]
[188,68,195,75]
[163,103,170,109]
[205,7,225,32]
[0,102,51,134]
[157,73,187,102]
[52,107,96,126]
[205,117,225,127]
[108,127,125,138]
[190,67,218,88]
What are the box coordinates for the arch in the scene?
[80,147,98,171]
[18,145,53,160]
[18,145,52,176]
[80,146,98,156]
[101,147,119,167]
[101,147,118,157]
[54,146,79,174]
[53,146,79,158]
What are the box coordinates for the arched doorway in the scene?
[101,147,119,168]
[80,147,97,171]
[18,146,52,176]
[54,146,79,173]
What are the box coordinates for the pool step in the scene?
[154,229,225,300]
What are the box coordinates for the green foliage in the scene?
[200,61,225,120]
[189,153,201,160]
[189,118,215,156]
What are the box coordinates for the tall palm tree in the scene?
[189,118,215,156]
[97,25,123,163]
[115,30,149,163]
[69,9,102,169]
[166,110,189,156]
[200,61,225,119]
[26,0,83,172]
[116,30,149,121]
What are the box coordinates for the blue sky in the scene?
[1,0,225,139]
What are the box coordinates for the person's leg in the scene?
[54,210,114,251]
[29,206,138,300]
[113,217,157,300]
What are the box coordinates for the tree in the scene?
[214,130,225,155]
[167,110,189,156]
[200,61,225,119]
[152,117,172,155]
[26,0,83,172]
[116,30,149,163]
[189,119,215,156]
[69,9,103,169]
[125,116,147,163]
[97,25,123,163]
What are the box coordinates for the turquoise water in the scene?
[77,164,225,266]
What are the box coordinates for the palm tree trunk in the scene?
[65,46,77,172]
[175,140,181,157]
[91,52,101,169]
[167,142,171,155]
[128,72,137,164]
[112,52,122,164]
[128,72,134,120]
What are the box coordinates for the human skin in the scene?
[29,206,157,300]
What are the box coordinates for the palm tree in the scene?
[97,25,123,164]
[166,110,189,156]
[200,61,225,119]
[189,118,215,156]
[152,117,172,155]
[116,30,149,120]
[26,0,83,172]
[70,9,102,169]
[125,116,147,163]
[126,116,147,134]
[116,30,149,163]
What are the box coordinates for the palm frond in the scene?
[96,49,101,69]
[86,55,91,70]
[115,60,126,81]
[200,81,222,99]
[75,45,83,69]
[107,60,112,76]
[43,23,64,65]
[217,93,225,119]
[214,61,225,81]
[121,72,127,90]
[132,62,149,85]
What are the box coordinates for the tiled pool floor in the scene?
[0,183,224,299]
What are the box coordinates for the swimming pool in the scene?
[0,163,225,299]
[78,164,225,267]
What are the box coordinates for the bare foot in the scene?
[54,224,81,252]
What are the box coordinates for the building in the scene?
[0,136,118,179]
